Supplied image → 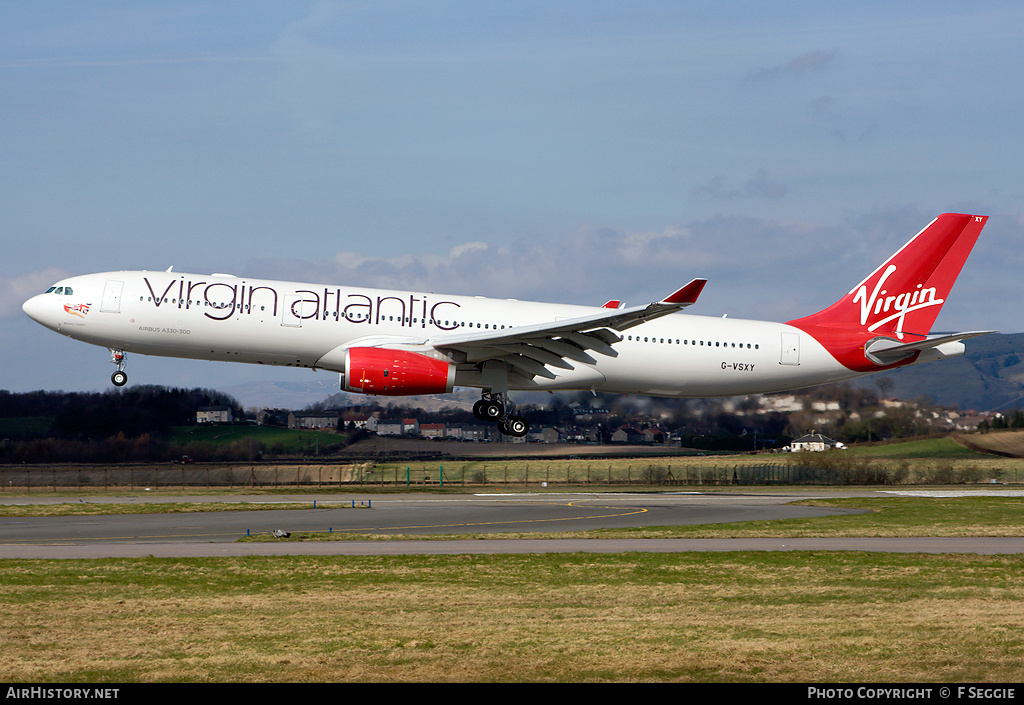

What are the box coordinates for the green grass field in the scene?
[166,424,344,453]
[3,550,1022,682]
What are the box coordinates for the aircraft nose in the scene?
[22,294,59,330]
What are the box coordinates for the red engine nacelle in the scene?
[342,347,456,396]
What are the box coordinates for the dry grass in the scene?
[959,430,1024,458]
[3,553,1024,682]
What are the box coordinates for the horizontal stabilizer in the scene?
[865,330,996,365]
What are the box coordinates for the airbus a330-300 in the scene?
[23,213,992,437]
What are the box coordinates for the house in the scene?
[811,401,841,412]
[789,433,845,452]
[196,406,233,424]
[760,395,804,413]
[643,427,667,444]
[446,423,490,441]
[255,408,289,427]
[420,422,446,439]
[611,427,644,444]
[375,419,404,436]
[540,427,561,444]
[288,411,339,430]
[527,427,562,444]
[341,411,377,430]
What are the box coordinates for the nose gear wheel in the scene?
[110,349,128,387]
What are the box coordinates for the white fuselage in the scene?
[23,270,866,398]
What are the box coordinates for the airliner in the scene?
[22,213,991,437]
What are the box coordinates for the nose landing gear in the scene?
[110,349,128,387]
[473,392,530,438]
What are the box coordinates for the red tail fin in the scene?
[788,213,987,370]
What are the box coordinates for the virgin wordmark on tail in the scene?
[854,264,942,339]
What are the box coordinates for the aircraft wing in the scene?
[427,279,706,380]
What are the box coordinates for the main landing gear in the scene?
[110,349,128,387]
[473,392,530,438]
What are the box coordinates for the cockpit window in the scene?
[64,287,72,295]
[45,286,56,294]
[45,286,73,295]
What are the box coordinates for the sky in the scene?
[2,1,1023,398]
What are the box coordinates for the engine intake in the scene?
[342,347,456,396]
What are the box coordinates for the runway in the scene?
[1,490,1022,558]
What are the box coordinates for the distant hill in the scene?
[861,332,1024,412]
[220,379,341,410]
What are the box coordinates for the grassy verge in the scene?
[3,552,1023,682]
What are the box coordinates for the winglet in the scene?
[661,278,707,306]
[601,300,623,309]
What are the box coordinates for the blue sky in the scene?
[2,1,1023,398]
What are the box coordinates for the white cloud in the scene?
[0,268,68,319]
[242,214,873,319]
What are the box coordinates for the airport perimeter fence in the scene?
[0,461,881,490]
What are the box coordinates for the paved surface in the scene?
[1,489,1021,558]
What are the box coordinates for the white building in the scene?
[789,433,845,452]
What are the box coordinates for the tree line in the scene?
[0,379,983,464]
